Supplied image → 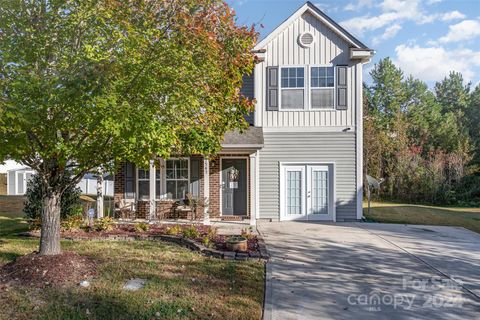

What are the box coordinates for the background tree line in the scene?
[364,58,480,206]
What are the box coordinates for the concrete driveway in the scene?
[257,222,480,320]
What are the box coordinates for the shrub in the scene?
[61,214,85,231]
[165,225,182,235]
[93,217,115,232]
[24,174,82,220]
[28,218,42,230]
[182,225,200,239]
[202,236,212,248]
[134,222,150,233]
[241,227,255,239]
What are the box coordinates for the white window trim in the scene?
[310,65,336,110]
[278,64,336,111]
[164,157,190,200]
[136,167,154,200]
[279,65,307,111]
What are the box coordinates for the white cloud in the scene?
[314,2,339,13]
[341,0,436,36]
[426,0,442,4]
[441,11,466,21]
[372,23,402,45]
[393,44,480,83]
[438,19,480,43]
[345,0,374,11]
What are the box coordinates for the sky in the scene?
[227,0,480,88]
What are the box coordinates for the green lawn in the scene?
[364,201,480,233]
[0,215,264,320]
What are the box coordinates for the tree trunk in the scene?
[39,190,62,255]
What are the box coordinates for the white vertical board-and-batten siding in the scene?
[254,12,357,129]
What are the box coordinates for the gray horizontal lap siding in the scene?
[259,132,357,221]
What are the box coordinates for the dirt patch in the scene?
[0,251,97,288]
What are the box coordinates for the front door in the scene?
[281,164,334,221]
[221,159,247,215]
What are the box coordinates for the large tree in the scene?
[364,58,474,203]
[0,0,257,255]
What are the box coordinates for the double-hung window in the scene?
[137,168,150,200]
[280,67,305,109]
[137,167,161,200]
[311,66,335,109]
[166,159,189,200]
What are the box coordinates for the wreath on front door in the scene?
[229,167,240,182]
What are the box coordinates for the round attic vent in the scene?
[298,32,314,48]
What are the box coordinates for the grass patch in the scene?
[364,201,480,233]
[0,215,264,320]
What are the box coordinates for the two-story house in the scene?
[113,2,374,224]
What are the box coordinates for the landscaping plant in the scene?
[182,225,200,240]
[134,222,150,233]
[166,225,182,235]
[60,214,85,231]
[93,217,114,232]
[24,174,82,221]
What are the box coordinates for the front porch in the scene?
[113,128,263,226]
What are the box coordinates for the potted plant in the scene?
[226,235,248,252]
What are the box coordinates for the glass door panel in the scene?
[282,166,305,220]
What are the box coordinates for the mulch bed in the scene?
[24,224,261,255]
[0,251,97,288]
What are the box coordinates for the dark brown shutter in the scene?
[241,72,255,125]
[266,66,279,111]
[189,158,200,197]
[336,66,348,110]
[125,162,136,199]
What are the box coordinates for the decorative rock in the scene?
[123,278,147,291]
[209,249,224,259]
[236,253,249,261]
[196,244,208,252]
[223,252,236,260]
[248,252,260,259]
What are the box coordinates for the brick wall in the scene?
[114,163,125,202]
[208,156,221,217]
[0,195,25,215]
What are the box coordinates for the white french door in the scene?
[281,164,334,221]
[282,166,306,220]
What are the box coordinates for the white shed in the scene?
[6,167,113,197]
[7,167,35,196]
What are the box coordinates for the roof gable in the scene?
[254,2,370,51]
